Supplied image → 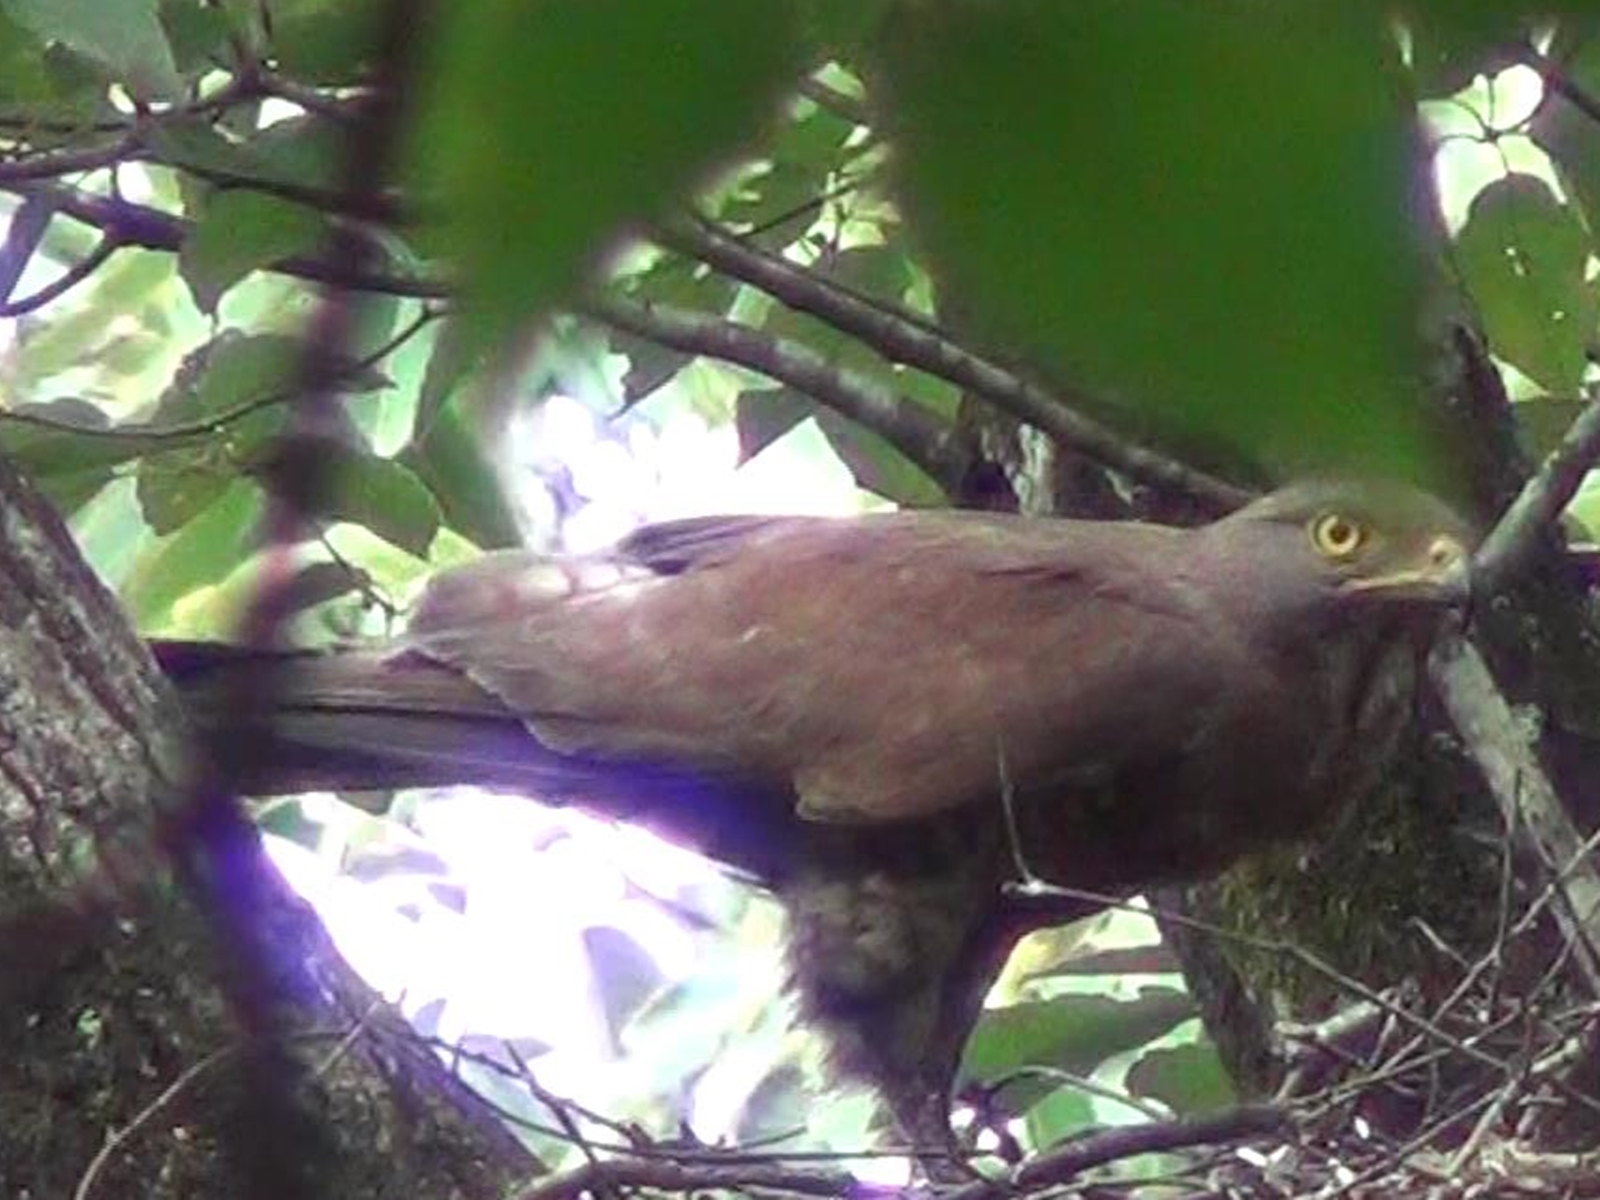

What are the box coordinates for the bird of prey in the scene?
[158,477,1472,1138]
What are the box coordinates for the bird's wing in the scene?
[616,514,799,573]
[404,510,1232,824]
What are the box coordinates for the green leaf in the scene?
[959,989,1194,1105]
[1563,476,1600,542]
[1455,174,1599,395]
[179,190,326,313]
[0,400,144,513]
[265,0,383,85]
[401,400,519,550]
[159,0,238,74]
[584,926,668,1043]
[874,0,1434,481]
[4,0,180,98]
[815,410,945,506]
[264,444,440,556]
[1125,1040,1236,1116]
[134,332,297,531]
[0,7,105,119]
[406,0,804,355]
[137,443,234,534]
[402,328,518,549]
[1401,7,1526,99]
[411,316,477,439]
[736,387,813,462]
[1513,394,1586,459]
[147,114,349,198]
[1022,1083,1096,1151]
[123,479,265,631]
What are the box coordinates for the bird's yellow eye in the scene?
[1310,512,1366,560]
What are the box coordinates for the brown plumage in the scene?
[158,478,1471,1136]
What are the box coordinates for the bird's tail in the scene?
[151,641,783,869]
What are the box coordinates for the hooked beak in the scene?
[1340,535,1473,610]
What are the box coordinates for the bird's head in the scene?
[1188,479,1474,639]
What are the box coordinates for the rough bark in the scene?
[0,456,536,1199]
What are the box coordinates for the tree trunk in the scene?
[0,456,536,1199]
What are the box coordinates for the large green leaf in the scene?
[0,399,146,513]
[736,386,813,463]
[146,114,349,198]
[406,0,805,355]
[815,410,944,506]
[4,0,179,97]
[1125,1039,1236,1116]
[179,190,327,313]
[135,333,298,532]
[123,478,266,631]
[1455,174,1599,396]
[252,440,441,556]
[262,0,383,85]
[959,988,1194,1103]
[400,325,519,549]
[0,6,105,117]
[874,1,1434,481]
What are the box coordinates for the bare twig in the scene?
[1000,877,1591,1109]
[514,1157,887,1200]
[796,77,869,127]
[941,1104,1290,1200]
[0,191,54,301]
[74,1049,233,1200]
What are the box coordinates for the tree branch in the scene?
[1519,45,1600,130]
[1471,392,1600,596]
[590,293,972,494]
[14,178,1251,515]
[4,184,446,298]
[1429,635,1600,997]
[942,1104,1290,1200]
[515,1158,888,1200]
[0,234,117,317]
[656,219,1252,512]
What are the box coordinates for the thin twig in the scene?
[74,1049,232,1200]
[0,306,439,443]
[0,235,117,316]
[514,1157,888,1200]
[941,1104,1290,1200]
